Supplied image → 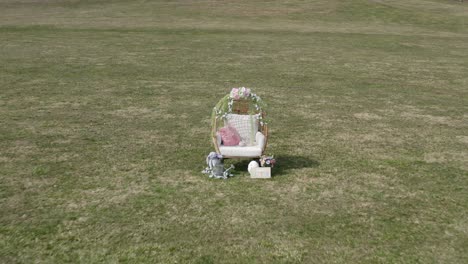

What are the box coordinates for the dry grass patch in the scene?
[353,112,382,120]
[456,135,468,144]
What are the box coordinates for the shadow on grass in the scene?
[227,155,319,175]
[273,155,320,176]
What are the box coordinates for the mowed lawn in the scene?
[1,0,468,263]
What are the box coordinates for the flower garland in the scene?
[213,87,268,125]
[260,155,276,168]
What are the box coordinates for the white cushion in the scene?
[219,132,265,157]
[226,114,259,145]
[219,145,262,157]
[255,131,265,149]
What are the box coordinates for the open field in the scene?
[1,0,468,263]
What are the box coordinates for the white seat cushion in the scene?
[219,145,263,157]
[218,132,265,157]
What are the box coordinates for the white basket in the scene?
[250,167,271,179]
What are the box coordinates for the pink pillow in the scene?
[219,126,240,146]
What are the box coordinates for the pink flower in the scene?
[230,88,239,99]
[245,88,251,97]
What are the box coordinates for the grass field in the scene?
[1,0,468,263]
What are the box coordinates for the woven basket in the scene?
[232,99,250,114]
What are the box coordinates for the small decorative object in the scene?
[248,160,260,173]
[260,155,276,168]
[202,152,235,179]
[230,87,251,100]
[250,167,271,179]
[218,125,241,146]
[207,152,223,171]
[223,164,235,178]
[212,163,224,177]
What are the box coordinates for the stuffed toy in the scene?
[202,152,235,179]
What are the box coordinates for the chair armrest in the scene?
[216,132,222,146]
[256,132,265,149]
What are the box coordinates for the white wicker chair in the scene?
[211,94,268,159]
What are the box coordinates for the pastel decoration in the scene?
[248,160,260,173]
[218,126,241,146]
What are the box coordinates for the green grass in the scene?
[1,0,468,263]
